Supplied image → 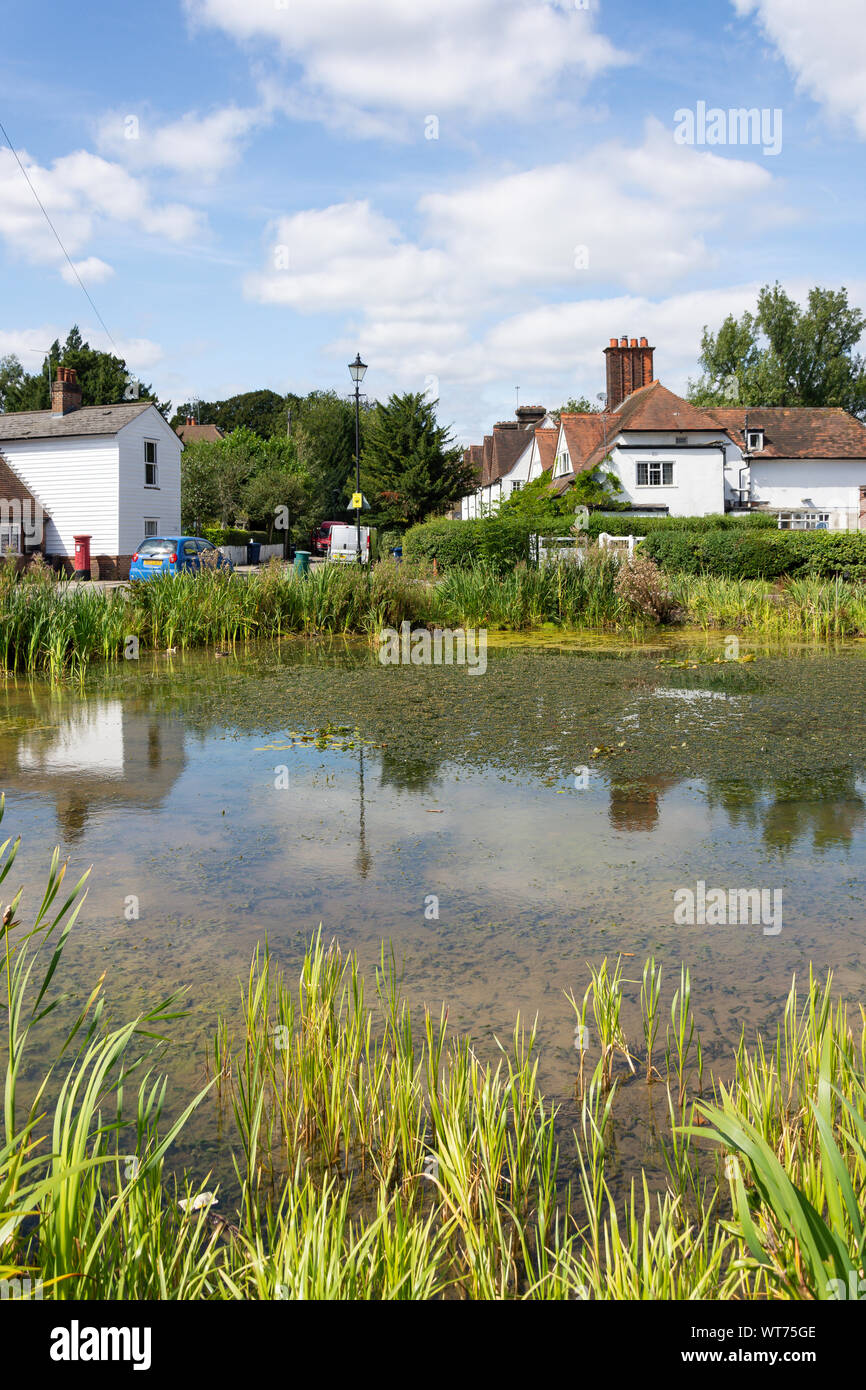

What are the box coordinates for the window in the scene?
[182,541,197,555]
[746,430,765,452]
[0,525,20,554]
[636,460,674,487]
[511,481,522,493]
[143,518,159,538]
[555,452,570,478]
[777,512,830,530]
[144,440,159,486]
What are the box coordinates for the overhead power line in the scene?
[0,115,119,353]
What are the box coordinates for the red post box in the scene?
[73,534,91,580]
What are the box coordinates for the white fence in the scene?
[218,543,285,566]
[534,532,646,567]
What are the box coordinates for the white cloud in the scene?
[96,105,265,178]
[185,0,628,128]
[733,0,866,137]
[245,123,788,359]
[0,147,203,273]
[60,256,115,286]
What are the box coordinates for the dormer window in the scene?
[746,429,764,453]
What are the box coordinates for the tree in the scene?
[552,395,603,418]
[294,390,359,520]
[180,427,311,540]
[570,461,625,509]
[170,389,294,440]
[688,284,866,417]
[0,327,165,414]
[360,392,474,528]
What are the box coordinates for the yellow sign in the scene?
[350,492,363,510]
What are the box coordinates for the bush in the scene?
[402,517,533,573]
[614,556,676,621]
[202,525,270,546]
[640,529,866,580]
[585,512,777,538]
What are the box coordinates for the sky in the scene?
[1,0,865,443]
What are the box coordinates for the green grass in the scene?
[3,807,866,1300]
[3,550,866,681]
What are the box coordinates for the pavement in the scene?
[60,557,327,592]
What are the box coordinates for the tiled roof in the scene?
[175,421,224,444]
[535,427,557,473]
[609,380,721,432]
[0,402,153,441]
[709,406,866,459]
[560,413,609,473]
[489,424,530,484]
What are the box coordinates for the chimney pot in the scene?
[51,365,82,416]
[604,335,655,412]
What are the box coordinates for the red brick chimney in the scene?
[51,366,82,415]
[604,335,654,410]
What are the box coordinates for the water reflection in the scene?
[0,693,186,840]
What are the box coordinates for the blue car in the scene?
[129,535,234,581]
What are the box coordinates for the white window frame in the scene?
[635,460,675,487]
[777,511,830,531]
[144,440,159,487]
[746,430,765,452]
[554,452,570,478]
[511,480,522,493]
[143,518,159,538]
[0,524,21,555]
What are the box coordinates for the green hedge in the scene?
[402,517,533,573]
[640,529,866,580]
[202,525,270,546]
[585,512,777,538]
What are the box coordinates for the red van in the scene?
[311,521,340,556]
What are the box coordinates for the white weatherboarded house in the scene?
[0,368,181,577]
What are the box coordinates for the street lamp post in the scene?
[349,353,367,562]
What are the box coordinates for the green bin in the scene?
[293,549,311,576]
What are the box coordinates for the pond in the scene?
[3,632,866,1192]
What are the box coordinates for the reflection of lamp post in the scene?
[355,744,372,879]
[348,354,367,562]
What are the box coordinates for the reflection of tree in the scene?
[608,775,680,832]
[56,792,89,842]
[704,779,764,832]
[378,746,440,794]
[761,772,866,853]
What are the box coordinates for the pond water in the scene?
[3,632,866,1190]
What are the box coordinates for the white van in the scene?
[328,524,377,564]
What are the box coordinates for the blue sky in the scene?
[1,0,864,441]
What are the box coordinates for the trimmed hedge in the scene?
[640,529,866,580]
[403,511,778,571]
[586,511,777,538]
[202,525,270,545]
[403,517,533,573]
